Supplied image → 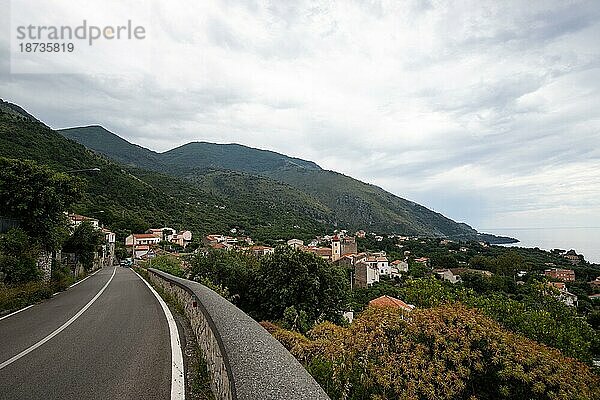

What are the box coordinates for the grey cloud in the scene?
[1,0,599,230]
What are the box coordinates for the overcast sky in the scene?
[1,0,600,233]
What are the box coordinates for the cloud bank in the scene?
[1,0,599,231]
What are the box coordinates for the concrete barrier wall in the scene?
[147,268,330,400]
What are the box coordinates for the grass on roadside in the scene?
[0,267,90,315]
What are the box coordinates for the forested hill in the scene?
[60,125,164,170]
[60,123,515,243]
[0,104,332,241]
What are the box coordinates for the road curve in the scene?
[0,267,173,400]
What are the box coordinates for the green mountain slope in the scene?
[60,125,164,170]
[263,166,481,239]
[161,142,321,174]
[58,124,515,243]
[0,104,331,240]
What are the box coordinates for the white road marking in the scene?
[53,267,104,296]
[133,269,185,400]
[3,269,104,318]
[0,267,117,370]
[0,305,35,322]
[68,267,102,288]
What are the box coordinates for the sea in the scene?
[483,227,600,264]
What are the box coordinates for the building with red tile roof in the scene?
[369,295,414,312]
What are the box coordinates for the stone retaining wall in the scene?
[147,268,330,400]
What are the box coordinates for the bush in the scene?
[190,247,349,326]
[0,281,53,313]
[271,305,600,400]
[249,247,349,324]
[143,254,185,277]
[0,228,40,284]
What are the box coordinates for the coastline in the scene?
[484,227,600,264]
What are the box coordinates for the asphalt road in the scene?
[0,267,172,400]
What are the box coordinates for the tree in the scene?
[469,254,492,270]
[434,254,459,269]
[144,254,185,277]
[190,249,258,306]
[249,247,349,324]
[62,221,103,271]
[0,157,82,250]
[408,260,429,278]
[493,251,524,276]
[0,228,40,284]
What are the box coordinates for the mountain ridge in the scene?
[58,123,516,244]
[0,104,333,241]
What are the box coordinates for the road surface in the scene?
[0,267,176,400]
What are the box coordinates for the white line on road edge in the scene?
[52,267,104,296]
[2,269,105,320]
[0,305,35,322]
[133,269,185,400]
[0,267,117,371]
[68,267,102,288]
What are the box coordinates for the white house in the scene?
[434,269,462,284]
[250,245,275,257]
[287,239,304,249]
[391,259,409,272]
[68,213,99,229]
[101,228,116,266]
[170,230,193,248]
[547,282,578,307]
[377,257,390,275]
[125,233,162,246]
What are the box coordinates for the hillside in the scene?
[58,125,515,243]
[61,125,164,170]
[163,142,321,174]
[0,104,332,240]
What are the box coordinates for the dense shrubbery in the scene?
[189,247,350,325]
[0,228,40,284]
[142,254,185,277]
[469,288,599,362]
[0,281,54,312]
[0,269,75,314]
[62,221,104,272]
[0,158,98,312]
[351,277,600,363]
[268,305,600,400]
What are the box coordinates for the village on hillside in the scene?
[117,221,600,310]
[59,204,599,315]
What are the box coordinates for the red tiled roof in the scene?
[369,295,414,311]
[548,282,566,290]
[133,233,159,239]
[306,247,332,256]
